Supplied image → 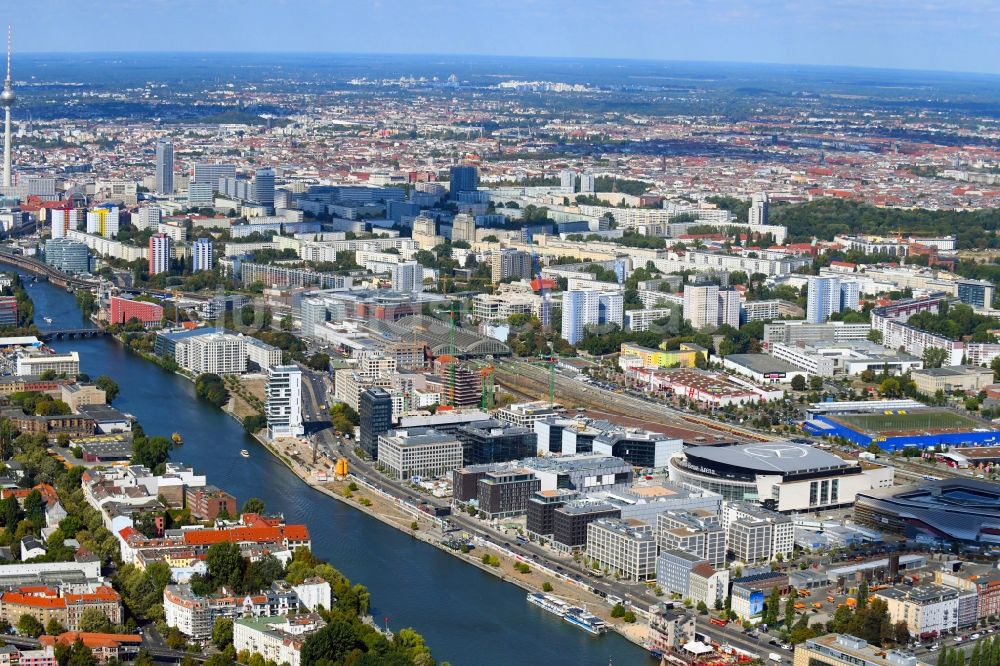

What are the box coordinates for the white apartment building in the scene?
[763,321,871,347]
[192,238,213,272]
[391,261,423,294]
[175,333,247,375]
[878,585,959,637]
[376,428,463,481]
[719,289,741,328]
[148,234,172,275]
[741,300,780,323]
[625,308,677,332]
[246,337,283,371]
[683,284,718,330]
[690,564,730,609]
[266,365,304,439]
[50,208,77,239]
[16,351,80,377]
[586,518,657,582]
[471,292,540,323]
[654,250,808,278]
[135,206,162,231]
[234,614,324,666]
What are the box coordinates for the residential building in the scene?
[741,300,780,324]
[135,206,161,231]
[494,401,559,429]
[718,289,741,328]
[85,206,119,239]
[192,162,236,186]
[148,234,171,275]
[763,321,871,347]
[690,562,730,609]
[175,332,246,375]
[491,249,532,283]
[450,213,476,243]
[376,428,463,481]
[807,276,860,324]
[265,365,303,439]
[49,207,76,240]
[233,614,325,666]
[185,485,237,521]
[561,290,623,345]
[0,586,122,632]
[956,279,995,310]
[192,238,213,272]
[586,518,657,582]
[108,296,163,327]
[683,284,718,330]
[253,168,276,208]
[749,192,769,226]
[391,261,423,294]
[245,338,283,371]
[647,609,697,657]
[877,584,959,637]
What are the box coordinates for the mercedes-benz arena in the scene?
[668,442,894,512]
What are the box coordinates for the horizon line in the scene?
[5,50,1000,80]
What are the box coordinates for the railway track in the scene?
[495,360,778,442]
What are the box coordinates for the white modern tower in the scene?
[1,26,15,188]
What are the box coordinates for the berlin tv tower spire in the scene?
[1,26,14,188]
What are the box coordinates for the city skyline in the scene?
[4,0,1000,76]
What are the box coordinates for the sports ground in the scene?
[828,409,987,437]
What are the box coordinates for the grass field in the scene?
[832,410,987,435]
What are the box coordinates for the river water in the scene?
[14,269,649,666]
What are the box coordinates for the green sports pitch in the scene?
[830,410,987,435]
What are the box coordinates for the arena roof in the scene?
[684,442,854,475]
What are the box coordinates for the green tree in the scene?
[306,353,330,371]
[610,603,626,618]
[765,586,782,626]
[785,589,797,629]
[809,375,824,391]
[95,375,120,402]
[791,375,806,391]
[78,607,113,633]
[212,616,234,650]
[857,581,869,611]
[623,610,637,623]
[17,613,44,637]
[205,542,245,590]
[46,617,67,635]
[23,489,45,526]
[242,497,266,515]
[922,347,949,369]
[299,617,365,665]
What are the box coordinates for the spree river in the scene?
[15,269,649,666]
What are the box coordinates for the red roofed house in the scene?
[39,632,142,663]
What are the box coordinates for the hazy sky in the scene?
[8,0,1000,74]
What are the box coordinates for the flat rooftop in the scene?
[724,353,802,375]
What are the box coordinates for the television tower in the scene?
[1,26,14,188]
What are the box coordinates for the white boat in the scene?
[240,449,250,458]
[526,592,570,618]
[42,317,52,324]
[563,606,607,635]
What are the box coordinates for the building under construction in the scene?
[432,355,482,408]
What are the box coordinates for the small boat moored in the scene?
[240,449,250,458]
